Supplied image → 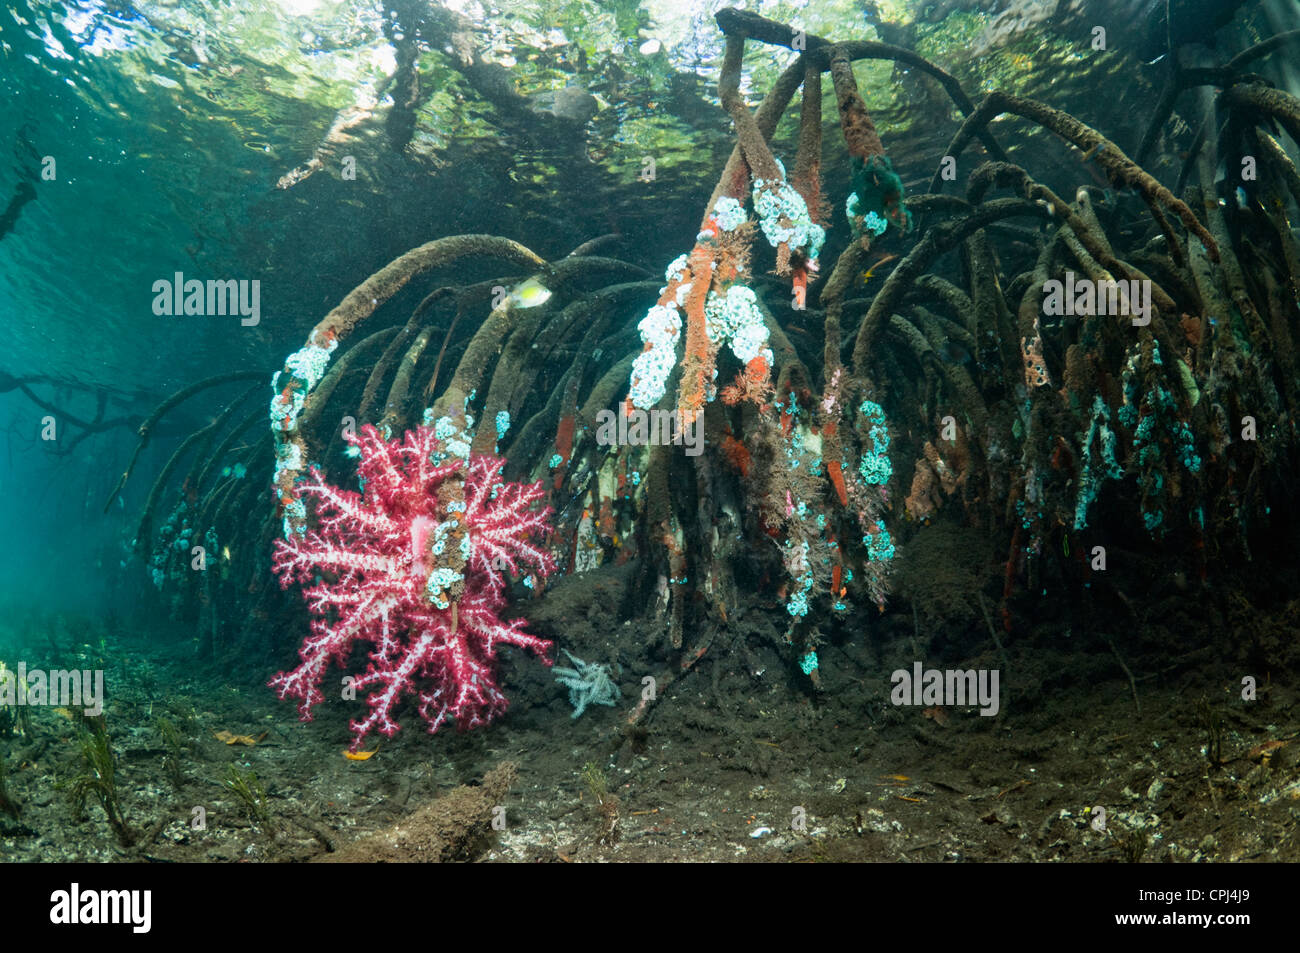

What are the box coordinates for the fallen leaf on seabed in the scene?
[1248,740,1288,764]
[213,730,267,746]
[922,706,949,727]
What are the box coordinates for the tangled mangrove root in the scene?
[127,8,1300,695]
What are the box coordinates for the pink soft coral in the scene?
[270,423,554,748]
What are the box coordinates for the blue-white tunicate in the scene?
[730,323,770,365]
[845,195,889,237]
[268,380,306,430]
[753,172,825,262]
[711,195,748,232]
[665,254,690,285]
[425,566,464,610]
[629,304,682,408]
[863,211,888,237]
[284,341,335,390]
[281,498,307,538]
[704,285,773,368]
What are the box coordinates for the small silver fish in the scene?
[509,277,552,309]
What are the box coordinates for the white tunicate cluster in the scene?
[629,304,682,409]
[275,440,303,474]
[731,322,771,365]
[269,385,305,431]
[753,172,825,262]
[711,195,748,232]
[280,498,306,538]
[847,193,889,237]
[271,443,304,511]
[284,340,336,389]
[704,285,774,368]
[425,566,463,610]
[665,254,690,285]
[271,440,303,493]
[432,414,473,460]
[270,338,337,433]
[420,400,476,465]
[429,519,455,557]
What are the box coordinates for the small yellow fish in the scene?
[860,254,897,286]
[344,748,378,761]
[509,277,552,309]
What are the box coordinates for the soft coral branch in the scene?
[271,423,555,749]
